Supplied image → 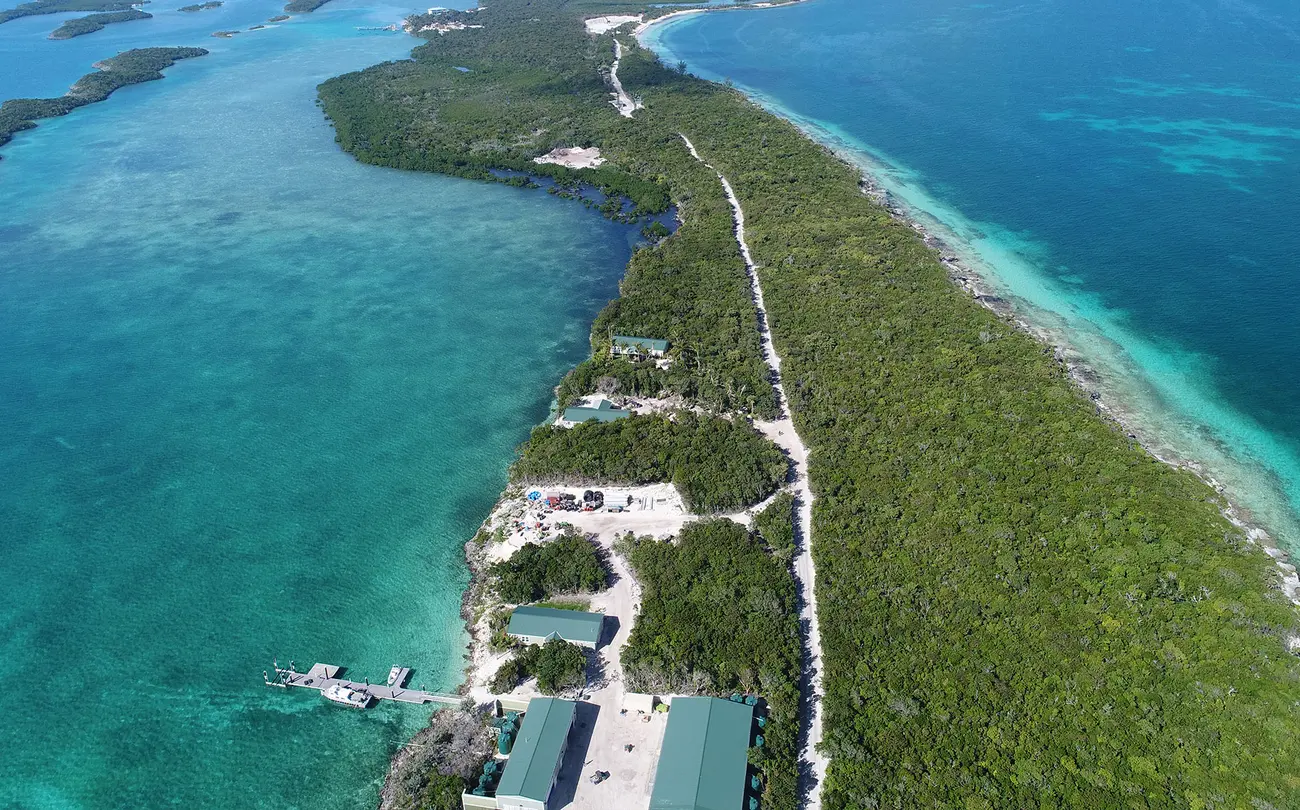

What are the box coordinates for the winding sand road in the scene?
[609,40,640,118]
[680,133,827,810]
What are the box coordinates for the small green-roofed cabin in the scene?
[611,335,670,358]
[649,696,754,810]
[560,399,631,425]
[494,697,577,810]
[506,606,604,649]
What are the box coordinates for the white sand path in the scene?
[609,39,640,118]
[562,532,664,810]
[680,133,827,810]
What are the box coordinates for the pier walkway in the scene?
[266,662,462,706]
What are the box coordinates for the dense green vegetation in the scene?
[0,0,140,25]
[753,490,795,560]
[0,47,206,154]
[321,1,1300,807]
[491,637,587,694]
[178,1,220,10]
[489,531,609,603]
[511,412,787,514]
[48,7,148,38]
[622,519,801,810]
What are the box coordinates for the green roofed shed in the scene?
[650,696,753,810]
[561,399,631,425]
[495,697,577,810]
[612,335,670,356]
[507,606,604,648]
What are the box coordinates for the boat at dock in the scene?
[322,683,372,708]
[266,661,459,707]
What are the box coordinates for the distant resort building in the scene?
[558,399,631,427]
[649,697,754,810]
[490,697,578,810]
[507,606,604,649]
[611,335,669,359]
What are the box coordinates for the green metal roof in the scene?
[650,697,753,810]
[496,697,577,801]
[562,399,631,424]
[507,606,604,646]
[613,335,670,352]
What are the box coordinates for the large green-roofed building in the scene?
[560,398,631,425]
[495,697,577,810]
[650,697,754,810]
[507,606,604,648]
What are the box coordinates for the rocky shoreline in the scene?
[635,0,1300,606]
[853,170,1300,603]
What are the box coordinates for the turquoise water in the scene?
[646,0,1300,554]
[0,3,639,807]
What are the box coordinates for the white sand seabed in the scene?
[533,146,606,169]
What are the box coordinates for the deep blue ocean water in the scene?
[646,0,1300,554]
[0,2,640,806]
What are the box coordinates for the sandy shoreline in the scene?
[632,0,813,39]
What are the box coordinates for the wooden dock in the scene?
[266,662,462,707]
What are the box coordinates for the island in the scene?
[0,47,206,155]
[47,8,149,39]
[281,0,328,13]
[266,13,287,21]
[177,1,220,10]
[0,0,145,25]
[318,2,1300,810]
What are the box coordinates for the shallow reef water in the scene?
[0,2,642,806]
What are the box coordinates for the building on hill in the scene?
[649,696,754,810]
[506,606,604,649]
[492,697,577,810]
[611,335,669,359]
[559,398,631,426]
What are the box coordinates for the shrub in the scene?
[489,532,609,603]
[490,638,587,696]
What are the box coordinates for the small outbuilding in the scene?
[507,606,604,649]
[622,692,657,714]
[494,697,578,810]
[560,399,631,425]
[611,335,669,359]
[649,696,754,810]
